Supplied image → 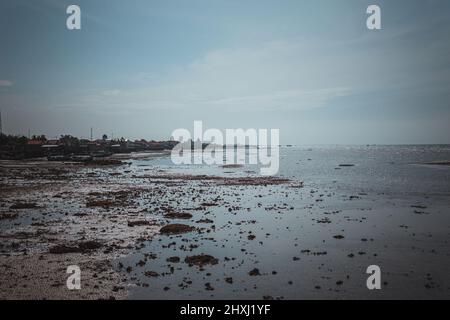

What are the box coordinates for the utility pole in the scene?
[0,109,2,135]
[90,127,93,141]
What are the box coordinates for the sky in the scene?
[0,0,449,144]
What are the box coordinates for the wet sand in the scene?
[1,148,450,300]
[0,158,160,299]
[0,157,296,299]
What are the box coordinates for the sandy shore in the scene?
[0,253,126,300]
[0,159,161,299]
[0,157,294,299]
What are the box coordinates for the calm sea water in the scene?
[121,145,450,299]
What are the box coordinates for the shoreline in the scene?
[2,147,450,300]
[0,159,162,299]
[0,156,296,299]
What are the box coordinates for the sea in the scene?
[119,145,450,299]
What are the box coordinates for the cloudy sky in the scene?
[1,0,449,144]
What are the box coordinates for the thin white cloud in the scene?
[55,39,353,113]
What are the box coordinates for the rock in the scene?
[49,241,102,254]
[144,271,159,277]
[160,224,195,235]
[48,245,79,254]
[136,260,146,267]
[0,212,19,220]
[166,256,181,263]
[197,218,214,224]
[201,202,218,207]
[225,277,233,284]
[78,241,102,251]
[10,202,38,210]
[73,212,88,217]
[185,254,218,267]
[127,220,152,227]
[205,282,214,291]
[249,268,261,276]
[164,212,193,219]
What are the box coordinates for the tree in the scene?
[32,135,47,142]
[59,135,79,147]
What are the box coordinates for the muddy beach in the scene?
[0,153,298,299]
[0,158,161,299]
[1,146,450,300]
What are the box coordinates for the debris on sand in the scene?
[0,160,164,299]
[184,254,219,267]
[0,253,126,300]
[300,250,327,256]
[196,218,214,224]
[139,173,293,186]
[163,212,193,219]
[317,217,331,224]
[201,202,218,207]
[86,199,115,208]
[249,268,261,276]
[225,277,233,284]
[205,282,214,291]
[159,224,195,235]
[166,256,180,263]
[48,245,81,254]
[144,271,159,278]
[333,235,345,240]
[127,220,154,227]
[339,164,355,167]
[49,241,102,254]
[218,177,291,186]
[10,202,38,210]
[0,212,19,220]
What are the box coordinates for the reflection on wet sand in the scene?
[1,146,450,299]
